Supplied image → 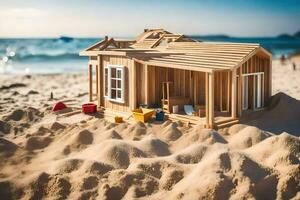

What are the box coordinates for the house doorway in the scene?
[242,72,264,110]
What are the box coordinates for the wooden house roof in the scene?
[80,29,271,72]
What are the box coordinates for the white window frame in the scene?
[104,66,109,97]
[105,64,125,103]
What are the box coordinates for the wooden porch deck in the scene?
[97,106,238,129]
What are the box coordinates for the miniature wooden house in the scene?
[80,29,272,128]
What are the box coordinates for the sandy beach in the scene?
[0,58,300,199]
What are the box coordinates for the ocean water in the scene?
[0,36,300,74]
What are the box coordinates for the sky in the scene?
[0,0,299,38]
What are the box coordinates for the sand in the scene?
[0,59,300,200]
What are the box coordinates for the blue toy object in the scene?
[155,111,165,121]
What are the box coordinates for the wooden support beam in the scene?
[144,64,149,105]
[238,67,242,116]
[231,69,237,118]
[96,64,99,96]
[208,72,214,128]
[219,72,223,112]
[205,72,209,128]
[99,55,103,106]
[97,55,102,107]
[227,71,230,111]
[88,64,93,102]
[194,73,197,104]
[131,60,137,109]
[189,71,192,100]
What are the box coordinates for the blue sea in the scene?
[0,36,300,74]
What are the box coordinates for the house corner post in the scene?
[97,55,102,107]
[131,60,137,110]
[231,68,237,118]
[205,72,209,128]
[208,71,214,128]
[144,64,149,106]
[89,64,93,102]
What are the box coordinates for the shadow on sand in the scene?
[239,92,300,136]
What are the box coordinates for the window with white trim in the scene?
[104,65,125,103]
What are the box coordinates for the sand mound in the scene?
[1,90,299,200]
[174,144,209,164]
[0,83,26,90]
[56,159,84,174]
[50,122,65,131]
[93,129,122,143]
[4,107,43,122]
[160,169,184,191]
[227,124,248,135]
[121,121,147,140]
[169,151,277,200]
[32,126,51,136]
[25,136,52,151]
[135,135,170,156]
[228,126,272,149]
[248,92,300,135]
[0,120,11,134]
[76,129,93,145]
[246,132,300,168]
[172,127,227,151]
[25,172,71,200]
[83,161,114,176]
[77,141,147,169]
[62,129,94,155]
[0,138,19,157]
[99,170,159,199]
[159,123,182,142]
[1,107,44,135]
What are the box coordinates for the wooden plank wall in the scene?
[238,54,271,109]
[101,55,132,112]
[192,71,206,105]
[136,62,145,107]
[213,71,230,112]
[135,65,207,108]
[93,53,270,117]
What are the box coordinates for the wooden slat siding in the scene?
[88,64,93,102]
[193,72,197,105]
[214,72,218,111]
[96,64,99,97]
[205,72,209,128]
[264,58,269,105]
[231,69,237,118]
[130,60,137,110]
[168,54,242,63]
[227,71,230,111]
[97,55,103,107]
[144,64,149,105]
[222,72,227,111]
[150,57,238,68]
[208,72,214,128]
[189,71,193,101]
[102,55,131,112]
[136,62,145,106]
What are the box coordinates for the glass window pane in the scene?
[117,90,121,98]
[117,80,121,89]
[117,69,122,78]
[111,68,116,78]
[111,79,116,88]
[111,89,116,99]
